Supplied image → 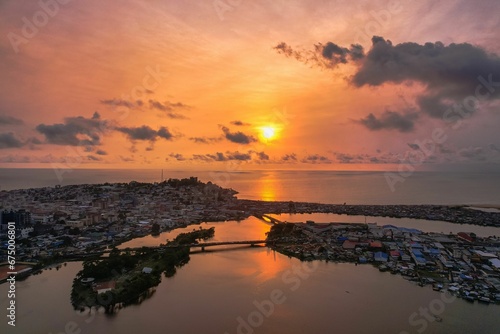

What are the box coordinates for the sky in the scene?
[1,0,499,170]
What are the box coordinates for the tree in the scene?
[151,223,160,236]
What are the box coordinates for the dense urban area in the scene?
[1,178,500,306]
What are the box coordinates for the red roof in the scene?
[457,232,474,242]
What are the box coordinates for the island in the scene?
[71,227,215,313]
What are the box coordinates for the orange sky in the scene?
[1,0,499,170]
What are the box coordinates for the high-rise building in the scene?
[1,209,32,231]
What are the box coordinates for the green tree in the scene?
[151,223,160,236]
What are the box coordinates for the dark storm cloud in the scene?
[320,42,365,65]
[116,125,173,141]
[36,112,107,146]
[0,114,23,125]
[276,36,500,129]
[0,132,23,148]
[274,41,364,68]
[221,126,256,144]
[356,110,418,132]
[352,36,500,118]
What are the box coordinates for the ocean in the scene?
[1,168,499,206]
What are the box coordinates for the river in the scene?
[2,216,499,334]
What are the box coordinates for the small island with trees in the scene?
[71,227,215,313]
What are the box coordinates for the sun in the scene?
[261,126,276,140]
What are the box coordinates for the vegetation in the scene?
[151,223,160,236]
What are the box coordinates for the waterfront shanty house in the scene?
[457,232,474,243]
[489,258,500,271]
[374,252,388,262]
[411,249,427,267]
[342,240,357,250]
[390,250,400,261]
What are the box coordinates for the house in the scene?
[374,252,388,262]
[93,280,116,294]
[142,267,153,274]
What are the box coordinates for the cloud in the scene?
[157,127,174,140]
[489,144,500,152]
[255,151,269,160]
[189,136,222,144]
[95,149,107,155]
[168,153,186,161]
[356,110,418,132]
[458,147,486,161]
[0,114,23,125]
[407,143,420,150]
[277,36,500,128]
[87,155,101,161]
[120,156,135,162]
[149,99,190,119]
[301,154,332,164]
[0,132,23,149]
[101,98,142,108]
[221,126,257,144]
[116,125,174,141]
[230,120,250,126]
[274,41,364,69]
[191,151,254,162]
[281,153,297,162]
[36,112,107,146]
[352,37,500,118]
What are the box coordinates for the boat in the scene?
[464,295,475,303]
[379,265,389,272]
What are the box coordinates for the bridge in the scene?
[66,239,272,258]
[164,240,268,251]
[253,214,284,225]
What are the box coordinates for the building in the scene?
[1,209,31,231]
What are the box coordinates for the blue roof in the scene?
[374,251,388,259]
[382,225,399,230]
[412,249,424,257]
